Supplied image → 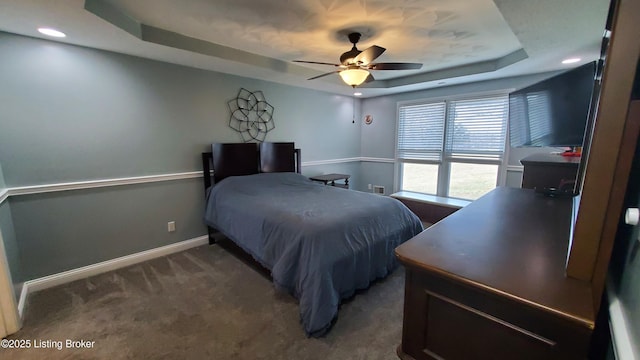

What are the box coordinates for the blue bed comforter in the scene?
[204,172,423,336]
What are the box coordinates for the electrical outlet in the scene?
[167,221,176,232]
[368,184,372,190]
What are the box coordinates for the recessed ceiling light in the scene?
[38,27,66,38]
[562,57,581,64]
[354,92,362,96]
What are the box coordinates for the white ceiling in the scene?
[0,0,610,98]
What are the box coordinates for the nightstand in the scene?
[309,173,350,189]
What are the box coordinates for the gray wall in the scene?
[0,32,362,280]
[9,180,204,280]
[0,201,21,299]
[0,162,5,188]
[0,33,362,186]
[359,74,566,193]
[0,161,22,299]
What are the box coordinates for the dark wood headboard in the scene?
[260,142,297,173]
[202,142,301,193]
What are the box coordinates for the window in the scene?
[397,95,508,200]
[401,163,439,194]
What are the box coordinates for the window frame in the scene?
[394,91,512,200]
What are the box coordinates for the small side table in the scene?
[309,173,350,189]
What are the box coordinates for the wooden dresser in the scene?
[395,187,594,360]
[520,153,581,190]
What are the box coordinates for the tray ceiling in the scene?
[0,0,610,97]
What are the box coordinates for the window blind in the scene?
[397,102,446,162]
[444,96,508,161]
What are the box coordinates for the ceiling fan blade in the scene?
[364,74,375,83]
[308,70,340,80]
[353,45,386,65]
[368,62,423,70]
[294,60,342,67]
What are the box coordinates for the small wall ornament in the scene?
[227,88,275,142]
[364,114,373,125]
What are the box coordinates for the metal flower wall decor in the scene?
[227,88,275,142]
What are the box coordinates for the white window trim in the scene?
[394,90,513,198]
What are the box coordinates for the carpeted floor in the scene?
[4,242,406,360]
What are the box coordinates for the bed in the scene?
[202,142,423,337]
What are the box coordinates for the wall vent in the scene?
[373,185,385,195]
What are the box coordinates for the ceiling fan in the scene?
[294,32,423,88]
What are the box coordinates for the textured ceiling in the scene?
[0,0,610,97]
[110,0,521,74]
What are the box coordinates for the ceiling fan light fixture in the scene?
[339,68,369,87]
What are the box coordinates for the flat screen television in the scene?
[509,61,597,147]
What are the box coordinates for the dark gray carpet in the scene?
[5,243,406,359]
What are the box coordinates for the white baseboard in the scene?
[17,235,209,319]
[17,284,27,319]
[0,189,8,205]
